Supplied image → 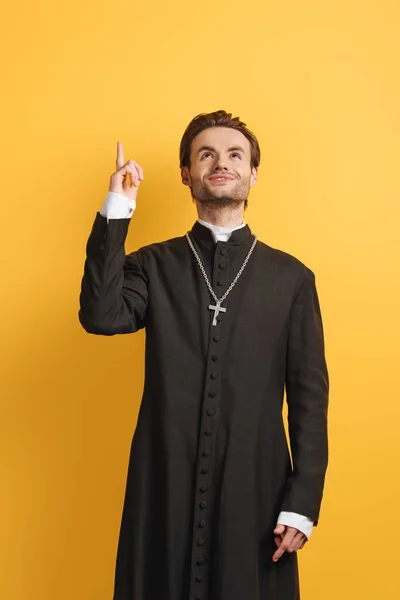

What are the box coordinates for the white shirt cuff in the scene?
[99,191,136,223]
[276,511,314,539]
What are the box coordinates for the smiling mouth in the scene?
[208,177,234,185]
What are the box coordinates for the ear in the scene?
[249,166,258,187]
[181,166,191,186]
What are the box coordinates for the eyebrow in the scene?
[197,145,246,154]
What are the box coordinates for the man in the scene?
[79,109,329,600]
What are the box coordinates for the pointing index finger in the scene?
[116,141,125,170]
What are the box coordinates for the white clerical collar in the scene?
[197,218,247,243]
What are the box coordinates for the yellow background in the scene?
[1,1,399,598]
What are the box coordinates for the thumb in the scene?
[274,524,286,535]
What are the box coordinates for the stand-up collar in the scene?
[189,220,253,246]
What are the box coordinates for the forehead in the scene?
[190,126,251,155]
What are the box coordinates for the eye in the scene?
[200,151,241,159]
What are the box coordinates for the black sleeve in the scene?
[78,213,148,335]
[280,267,329,526]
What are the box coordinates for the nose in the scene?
[214,158,229,171]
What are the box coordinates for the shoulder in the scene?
[256,239,316,289]
[128,234,187,266]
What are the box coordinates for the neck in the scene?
[195,204,245,228]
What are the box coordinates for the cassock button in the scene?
[199,484,208,492]
[202,449,211,456]
[196,558,205,565]
[209,390,217,397]
[201,467,208,474]
[219,262,227,269]
[199,519,206,527]
[207,408,215,416]
[204,429,212,435]
[217,280,223,286]
[211,354,218,361]
[195,575,204,582]
[197,538,205,546]
[220,248,228,256]
[213,335,220,342]
[199,501,208,508]
[99,244,106,251]
[210,372,218,379]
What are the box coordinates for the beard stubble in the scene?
[190,177,249,210]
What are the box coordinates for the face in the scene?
[181,127,258,210]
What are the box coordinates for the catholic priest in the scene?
[78,109,329,600]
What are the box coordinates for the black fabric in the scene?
[78,213,329,600]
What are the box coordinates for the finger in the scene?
[124,164,140,188]
[116,141,125,170]
[273,524,286,536]
[274,536,282,547]
[128,160,143,186]
[287,532,305,553]
[127,159,144,182]
[272,530,296,562]
[299,535,308,549]
[115,163,134,178]
[111,163,137,188]
[272,542,287,562]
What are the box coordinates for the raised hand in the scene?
[109,141,144,201]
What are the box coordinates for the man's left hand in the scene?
[272,524,308,562]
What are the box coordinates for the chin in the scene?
[196,197,245,209]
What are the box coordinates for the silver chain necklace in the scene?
[185,231,258,326]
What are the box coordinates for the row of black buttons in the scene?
[191,247,227,599]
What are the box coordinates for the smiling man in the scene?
[79,109,329,600]
[183,126,256,216]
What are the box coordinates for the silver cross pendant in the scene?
[209,301,227,326]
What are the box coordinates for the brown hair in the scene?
[179,109,261,170]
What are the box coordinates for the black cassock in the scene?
[79,213,329,600]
